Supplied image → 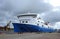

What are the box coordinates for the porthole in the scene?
[26,21,28,23]
[37,24,39,25]
[38,21,40,22]
[42,25,44,27]
[48,26,49,28]
[22,21,24,23]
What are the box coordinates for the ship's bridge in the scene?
[17,13,45,26]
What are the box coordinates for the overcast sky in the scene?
[0,0,60,29]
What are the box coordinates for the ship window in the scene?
[26,21,28,23]
[38,21,40,22]
[17,14,37,17]
[22,21,24,23]
[20,21,21,23]
[19,20,21,23]
[37,24,39,25]
[48,26,49,28]
[42,25,44,27]
[37,17,41,20]
[41,22,43,23]
[33,16,36,18]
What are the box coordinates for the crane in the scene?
[4,21,11,31]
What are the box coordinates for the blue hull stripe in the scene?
[12,23,56,32]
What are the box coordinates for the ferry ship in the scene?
[12,13,56,33]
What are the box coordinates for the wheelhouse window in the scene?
[17,14,37,18]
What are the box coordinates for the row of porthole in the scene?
[37,24,49,28]
[37,24,43,27]
[20,21,28,23]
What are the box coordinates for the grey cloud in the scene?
[0,0,53,15]
[0,0,55,27]
[8,0,52,16]
[42,10,60,23]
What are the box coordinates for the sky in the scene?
[0,0,60,29]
